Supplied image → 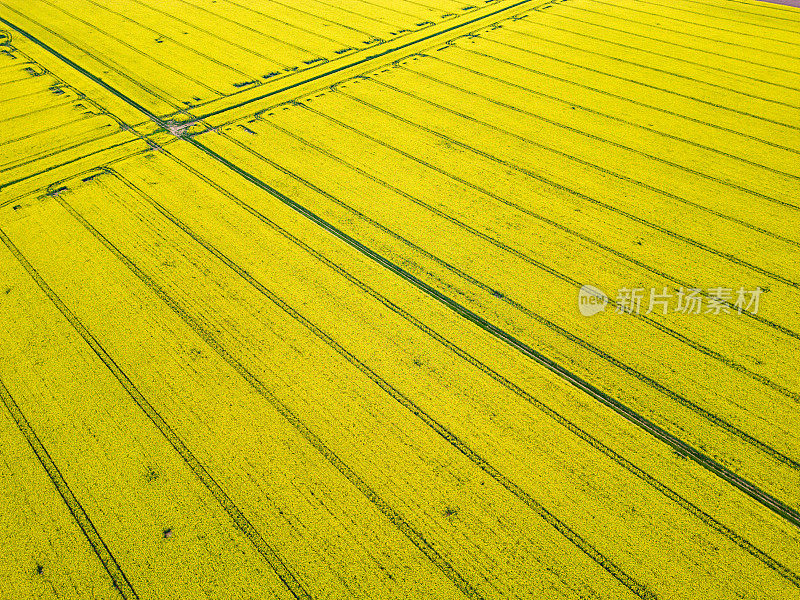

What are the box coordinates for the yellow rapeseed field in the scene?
[1,0,799,599]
